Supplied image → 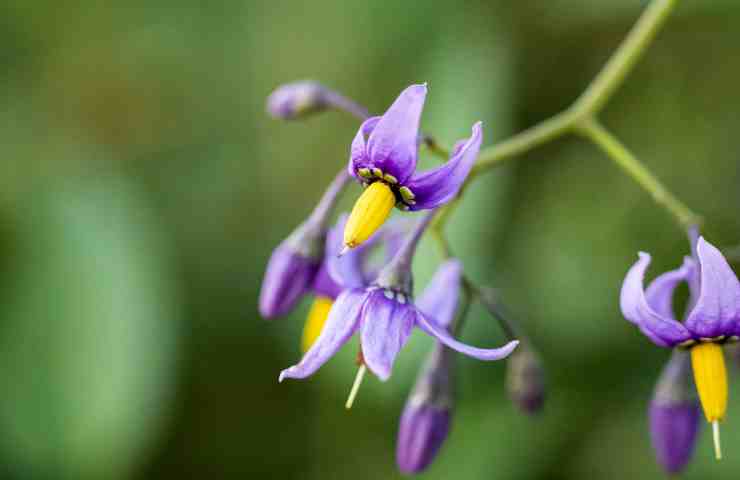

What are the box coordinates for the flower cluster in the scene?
[260,82,547,473]
[621,236,740,472]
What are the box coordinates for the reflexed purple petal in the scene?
[406,122,482,210]
[396,404,450,474]
[259,246,319,318]
[349,116,381,177]
[359,290,415,381]
[620,253,692,347]
[644,257,695,321]
[685,237,740,338]
[649,402,701,474]
[416,260,462,329]
[416,311,519,360]
[278,289,366,381]
[366,84,427,184]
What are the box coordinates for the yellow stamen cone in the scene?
[691,342,728,460]
[301,296,333,353]
[343,181,396,250]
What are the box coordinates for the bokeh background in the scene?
[2,0,740,478]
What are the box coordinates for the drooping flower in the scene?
[342,84,481,251]
[259,170,349,318]
[621,236,740,460]
[649,351,701,474]
[279,211,518,386]
[301,215,410,352]
[396,260,461,474]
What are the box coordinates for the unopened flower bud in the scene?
[505,344,545,414]
[267,81,330,120]
[396,346,453,474]
[259,171,350,318]
[649,351,701,474]
[258,220,324,318]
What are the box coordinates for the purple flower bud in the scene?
[258,221,323,318]
[396,346,454,474]
[649,351,701,474]
[267,81,330,120]
[259,170,350,318]
[505,345,545,414]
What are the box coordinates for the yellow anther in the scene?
[301,296,333,353]
[343,181,395,250]
[691,341,728,460]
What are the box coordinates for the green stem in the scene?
[473,110,577,173]
[572,0,678,115]
[575,118,701,229]
[430,0,695,249]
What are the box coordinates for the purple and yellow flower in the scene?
[280,212,518,403]
[649,351,701,474]
[342,84,481,251]
[396,259,461,474]
[301,215,408,352]
[621,236,740,460]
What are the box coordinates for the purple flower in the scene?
[259,170,349,318]
[649,351,701,475]
[620,237,740,348]
[342,84,481,251]
[621,236,740,460]
[279,220,518,382]
[301,215,412,352]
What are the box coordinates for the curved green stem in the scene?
[575,118,701,229]
[431,0,695,240]
[572,0,678,116]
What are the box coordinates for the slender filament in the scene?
[301,296,333,353]
[713,420,722,460]
[343,182,395,250]
[345,365,367,410]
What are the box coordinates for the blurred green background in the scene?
[2,1,740,478]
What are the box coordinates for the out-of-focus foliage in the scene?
[1,1,739,479]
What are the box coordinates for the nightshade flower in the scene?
[342,84,481,252]
[279,212,519,407]
[621,236,740,460]
[396,259,461,474]
[649,351,701,474]
[259,170,349,318]
[301,215,409,352]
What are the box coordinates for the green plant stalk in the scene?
[575,118,701,229]
[432,0,693,236]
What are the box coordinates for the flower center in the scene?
[343,181,396,250]
[690,341,727,459]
